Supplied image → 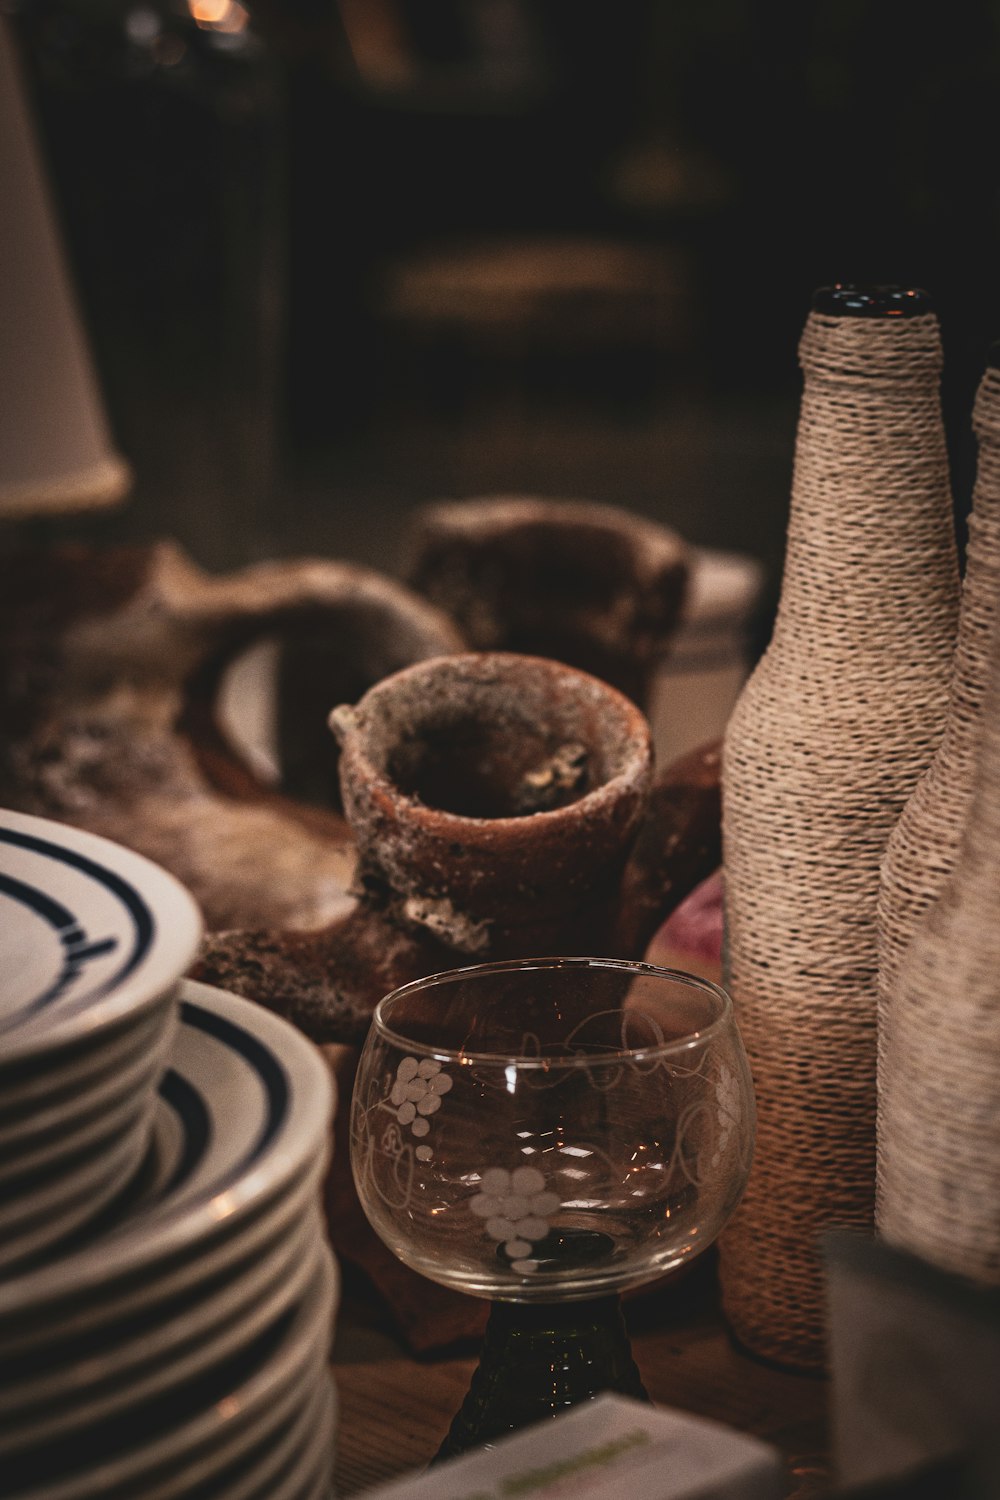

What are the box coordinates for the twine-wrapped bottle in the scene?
[877,352,1000,1215]
[719,285,960,1368]
[878,610,1000,1284]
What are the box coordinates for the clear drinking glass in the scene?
[351,957,755,1455]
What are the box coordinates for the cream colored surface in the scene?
[0,23,131,514]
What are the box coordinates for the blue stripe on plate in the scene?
[0,871,77,931]
[105,1000,293,1227]
[0,871,124,1024]
[180,1000,290,1165]
[0,827,155,1018]
[158,1067,213,1194]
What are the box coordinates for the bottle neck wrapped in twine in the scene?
[772,311,955,660]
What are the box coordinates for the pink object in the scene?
[653,869,724,964]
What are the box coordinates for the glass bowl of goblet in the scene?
[351,957,754,1456]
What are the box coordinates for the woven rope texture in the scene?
[878,591,1000,1284]
[877,365,1000,1215]
[720,309,959,1368]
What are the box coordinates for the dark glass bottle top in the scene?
[812,285,932,318]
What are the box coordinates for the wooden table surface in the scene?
[330,1256,831,1498]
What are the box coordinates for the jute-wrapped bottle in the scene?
[878,601,1000,1284]
[720,285,960,1368]
[877,352,1000,1215]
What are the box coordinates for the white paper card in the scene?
[358,1393,785,1500]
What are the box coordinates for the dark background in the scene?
[8,0,1000,608]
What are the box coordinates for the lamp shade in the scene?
[0,20,131,516]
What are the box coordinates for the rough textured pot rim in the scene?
[330,652,653,838]
[414,495,687,572]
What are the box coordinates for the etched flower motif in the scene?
[469,1166,561,1273]
[389,1056,453,1161]
[712,1063,740,1167]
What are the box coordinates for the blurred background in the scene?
[4,0,1000,624]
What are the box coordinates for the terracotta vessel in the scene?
[407,496,689,707]
[196,652,721,1043]
[0,540,462,931]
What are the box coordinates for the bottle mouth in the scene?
[811,284,932,318]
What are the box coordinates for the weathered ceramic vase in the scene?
[197,651,722,1043]
[0,540,462,930]
[407,496,689,707]
[334,652,650,957]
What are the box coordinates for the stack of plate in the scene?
[0,810,202,1272]
[1,812,339,1499]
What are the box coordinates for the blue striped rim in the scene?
[182,1001,290,1162]
[158,1067,213,1195]
[0,827,154,1023]
[151,1001,291,1204]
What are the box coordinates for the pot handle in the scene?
[172,553,461,815]
[614,740,722,957]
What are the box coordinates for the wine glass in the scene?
[350,957,755,1457]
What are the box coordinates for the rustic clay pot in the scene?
[0,540,462,930]
[332,652,653,956]
[407,496,689,707]
[196,650,721,1039]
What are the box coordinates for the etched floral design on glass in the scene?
[351,958,755,1301]
[712,1063,741,1169]
[389,1055,453,1160]
[469,1165,561,1272]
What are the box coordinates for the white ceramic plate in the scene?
[4,1259,337,1499]
[210,1370,336,1500]
[0,997,175,1120]
[137,1268,336,1500]
[0,1158,326,1360]
[0,1120,152,1275]
[0,1213,328,1451]
[0,1048,167,1184]
[261,1383,336,1500]
[0,1004,175,1151]
[0,981,334,1344]
[0,1201,330,1417]
[0,810,202,1063]
[0,1089,156,1234]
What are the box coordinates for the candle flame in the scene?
[188,0,248,32]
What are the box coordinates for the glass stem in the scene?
[435,1295,650,1461]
